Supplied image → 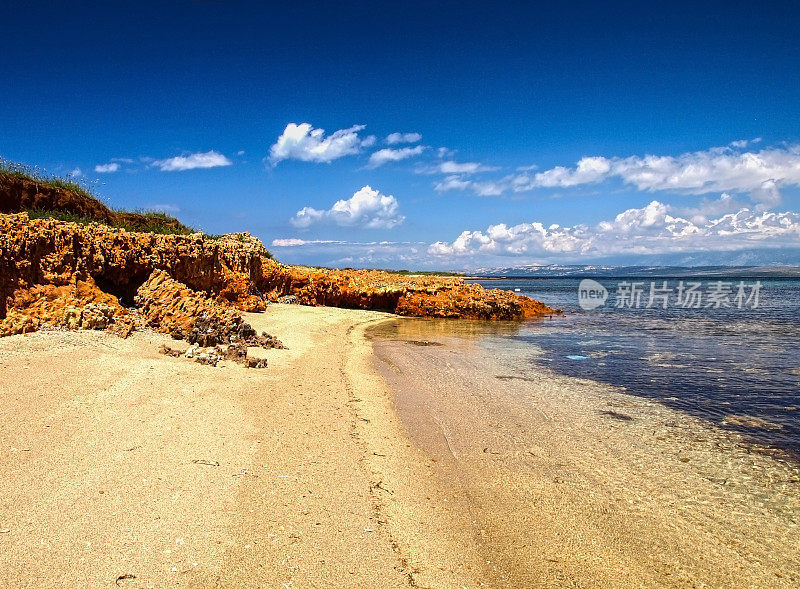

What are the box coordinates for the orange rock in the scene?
[258,264,558,320]
[0,212,557,340]
[0,276,131,337]
[0,213,271,321]
[134,269,242,340]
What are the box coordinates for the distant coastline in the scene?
[467,264,800,280]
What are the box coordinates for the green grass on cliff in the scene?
[25,208,198,235]
[0,158,100,201]
[2,158,272,255]
[330,266,464,277]
[386,269,465,277]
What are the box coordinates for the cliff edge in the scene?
[0,172,556,342]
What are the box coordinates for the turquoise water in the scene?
[470,275,800,457]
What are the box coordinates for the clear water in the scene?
[470,275,800,457]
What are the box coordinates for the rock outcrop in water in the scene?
[261,264,555,320]
[0,210,556,341]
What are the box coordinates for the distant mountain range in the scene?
[472,265,800,278]
[470,248,800,277]
[471,251,800,277]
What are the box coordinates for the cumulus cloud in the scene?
[368,145,426,168]
[528,156,611,188]
[290,185,405,229]
[670,193,745,224]
[429,201,800,259]
[512,144,800,205]
[152,151,232,172]
[386,132,422,145]
[434,143,800,206]
[268,123,370,165]
[94,162,120,173]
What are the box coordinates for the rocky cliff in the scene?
[0,212,557,341]
[0,172,194,234]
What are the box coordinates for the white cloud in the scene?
[429,201,800,259]
[434,176,513,196]
[729,138,762,149]
[368,145,426,168]
[471,180,511,196]
[436,143,800,206]
[272,238,416,248]
[671,193,745,224]
[68,168,82,178]
[386,132,422,145]
[421,160,500,177]
[290,185,405,229]
[272,238,343,247]
[152,150,232,172]
[434,175,473,192]
[440,161,497,174]
[94,162,120,173]
[515,144,800,205]
[528,156,611,188]
[268,123,368,165]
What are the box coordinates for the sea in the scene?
[367,267,800,584]
[465,270,800,458]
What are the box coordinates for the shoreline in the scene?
[0,305,481,587]
[370,318,800,586]
[2,304,798,587]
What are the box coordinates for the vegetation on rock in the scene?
[0,168,558,348]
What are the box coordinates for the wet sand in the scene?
[0,305,482,588]
[371,318,800,587]
[2,305,798,587]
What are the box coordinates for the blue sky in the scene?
[2,0,799,269]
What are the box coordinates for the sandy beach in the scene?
[2,304,799,588]
[0,305,484,588]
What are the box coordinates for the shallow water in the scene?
[470,276,800,457]
[368,318,800,586]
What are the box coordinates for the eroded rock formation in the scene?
[0,211,557,344]
[135,269,284,351]
[260,264,555,320]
